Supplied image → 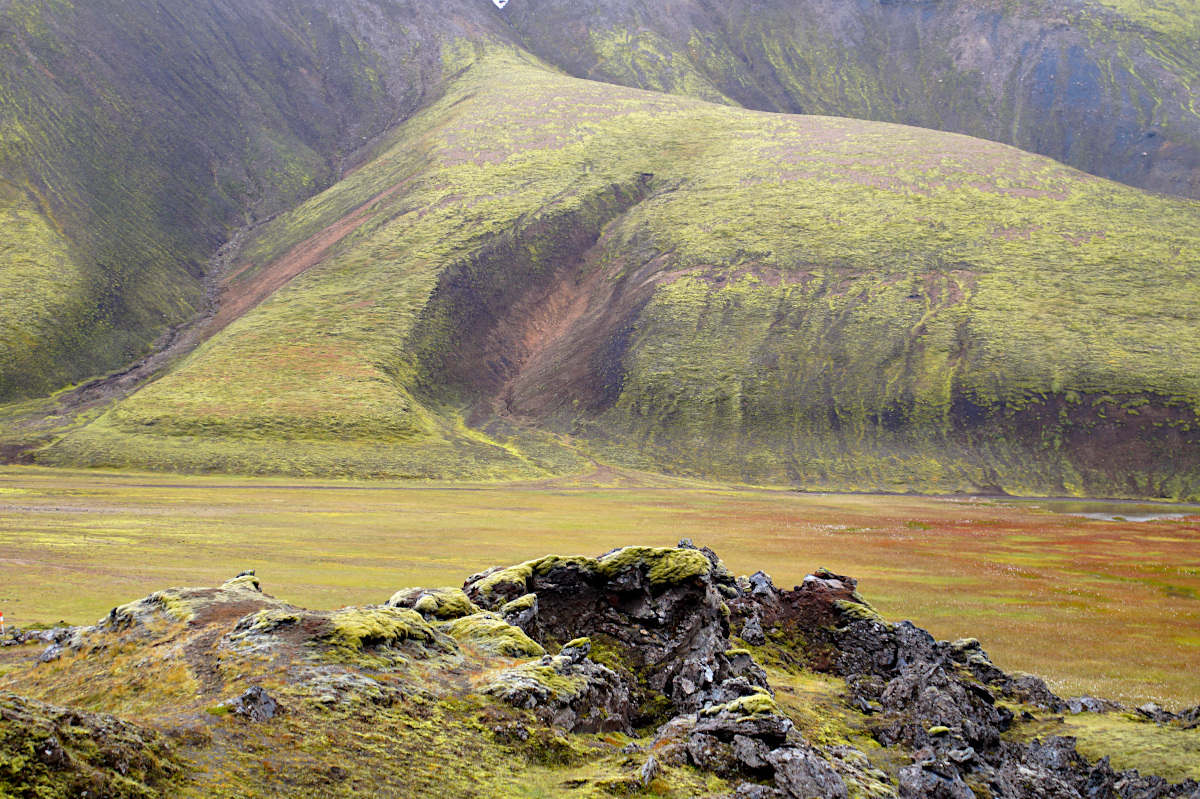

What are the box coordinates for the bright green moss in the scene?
[701,689,780,719]
[440,612,545,658]
[833,600,886,624]
[499,594,537,614]
[471,561,539,604]
[322,606,437,651]
[388,587,479,620]
[595,547,711,587]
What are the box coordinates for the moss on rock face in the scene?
[594,547,712,588]
[322,606,438,652]
[498,593,537,614]
[440,613,545,658]
[470,547,713,608]
[701,689,782,720]
[833,601,886,625]
[388,587,479,620]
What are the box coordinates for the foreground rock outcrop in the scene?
[1,544,1197,798]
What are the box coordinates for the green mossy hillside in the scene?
[3,0,1200,417]
[0,0,412,401]
[509,0,1200,200]
[45,45,1200,497]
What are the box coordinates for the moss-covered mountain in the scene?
[39,44,1200,497]
[510,0,1200,199]
[0,0,434,400]
[2,0,1200,404]
[3,0,1200,496]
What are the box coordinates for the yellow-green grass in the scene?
[1,465,1197,708]
[1010,711,1200,783]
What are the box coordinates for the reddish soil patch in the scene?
[206,181,409,337]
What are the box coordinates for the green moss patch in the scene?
[322,606,439,652]
[441,613,545,658]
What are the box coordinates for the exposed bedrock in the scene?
[8,544,1199,797]
[461,542,1200,798]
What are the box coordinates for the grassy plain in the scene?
[1,465,1197,708]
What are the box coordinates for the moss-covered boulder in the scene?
[440,613,545,658]
[463,545,744,714]
[322,607,439,652]
[481,647,634,734]
[497,593,539,634]
[387,587,480,620]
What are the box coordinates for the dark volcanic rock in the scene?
[898,761,974,799]
[464,546,753,712]
[222,685,278,722]
[876,661,1008,750]
[767,746,849,799]
[1067,695,1125,715]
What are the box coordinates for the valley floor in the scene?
[1,465,1197,708]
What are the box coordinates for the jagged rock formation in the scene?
[0,691,183,798]
[1,544,1197,798]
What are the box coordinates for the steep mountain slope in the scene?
[1,0,1199,409]
[42,45,1200,497]
[510,0,1200,199]
[0,0,452,400]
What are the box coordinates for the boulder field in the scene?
[2,544,1197,798]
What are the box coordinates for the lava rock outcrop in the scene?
[3,543,1197,799]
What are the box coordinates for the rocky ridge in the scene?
[1,545,1197,798]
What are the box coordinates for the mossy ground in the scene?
[1,466,1197,707]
